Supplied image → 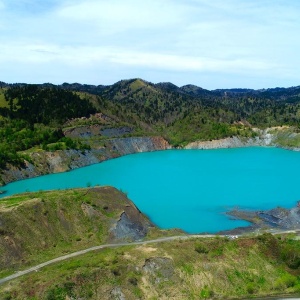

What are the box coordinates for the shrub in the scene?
[195,243,209,254]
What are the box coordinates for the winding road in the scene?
[1,229,298,286]
[0,234,215,286]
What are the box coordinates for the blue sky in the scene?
[0,0,299,89]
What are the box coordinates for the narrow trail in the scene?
[0,234,215,286]
[1,229,298,286]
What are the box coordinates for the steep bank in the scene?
[184,126,300,150]
[2,126,300,185]
[0,136,171,185]
[184,128,275,149]
[0,187,153,273]
[228,203,300,231]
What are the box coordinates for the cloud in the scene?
[0,41,278,75]
[57,0,188,37]
[1,0,61,14]
[0,0,299,88]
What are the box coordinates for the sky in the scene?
[0,0,299,89]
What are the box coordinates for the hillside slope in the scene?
[0,187,153,277]
[1,78,300,183]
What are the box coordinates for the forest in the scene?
[0,78,300,168]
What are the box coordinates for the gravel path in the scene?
[0,234,216,285]
[1,229,298,286]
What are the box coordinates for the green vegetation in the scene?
[0,187,134,278]
[3,85,96,125]
[1,230,300,299]
[0,88,8,108]
[1,188,300,299]
[0,86,94,168]
[2,80,300,298]
[1,79,300,184]
[0,80,299,170]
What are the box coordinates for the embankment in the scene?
[184,129,274,149]
[0,136,171,185]
[2,127,300,185]
[0,187,153,272]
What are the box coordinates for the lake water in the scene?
[1,147,300,233]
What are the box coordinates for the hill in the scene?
[1,78,300,184]
[1,188,300,299]
[0,187,154,277]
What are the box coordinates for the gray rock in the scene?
[112,212,148,241]
[142,257,174,284]
[110,287,126,300]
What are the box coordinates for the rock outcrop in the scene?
[142,257,175,284]
[0,187,154,269]
[64,125,133,139]
[110,136,171,155]
[0,136,171,185]
[185,129,275,150]
[228,203,300,230]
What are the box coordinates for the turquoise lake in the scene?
[1,147,300,233]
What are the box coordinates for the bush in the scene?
[274,273,297,290]
[195,243,209,254]
[246,283,256,294]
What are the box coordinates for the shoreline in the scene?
[2,132,300,236]
[2,131,300,187]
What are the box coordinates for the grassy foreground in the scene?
[1,189,300,299]
[0,187,149,278]
[1,234,300,299]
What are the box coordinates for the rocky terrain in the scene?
[184,127,288,149]
[0,136,171,185]
[0,187,153,272]
[228,203,300,231]
[2,125,300,186]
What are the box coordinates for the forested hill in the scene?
[1,78,300,172]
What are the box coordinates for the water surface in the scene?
[1,147,300,233]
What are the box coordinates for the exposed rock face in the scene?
[110,287,126,300]
[228,203,300,230]
[100,127,133,138]
[1,128,296,185]
[0,136,171,185]
[185,129,275,150]
[185,136,246,149]
[64,125,133,139]
[111,202,153,241]
[0,187,155,269]
[110,136,171,155]
[142,257,174,284]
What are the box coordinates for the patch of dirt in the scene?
[237,238,257,248]
[136,246,157,253]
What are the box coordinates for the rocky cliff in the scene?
[0,136,171,185]
[2,127,300,185]
[0,187,153,270]
[228,202,300,231]
[185,129,275,149]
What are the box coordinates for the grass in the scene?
[1,235,300,299]
[0,89,8,108]
[2,188,300,299]
[0,187,134,278]
[271,126,300,148]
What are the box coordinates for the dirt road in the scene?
[0,234,216,285]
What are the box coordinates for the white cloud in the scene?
[0,41,278,75]
[0,0,299,88]
[58,0,186,33]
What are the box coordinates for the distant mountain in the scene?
[1,79,300,102]
[1,77,300,169]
